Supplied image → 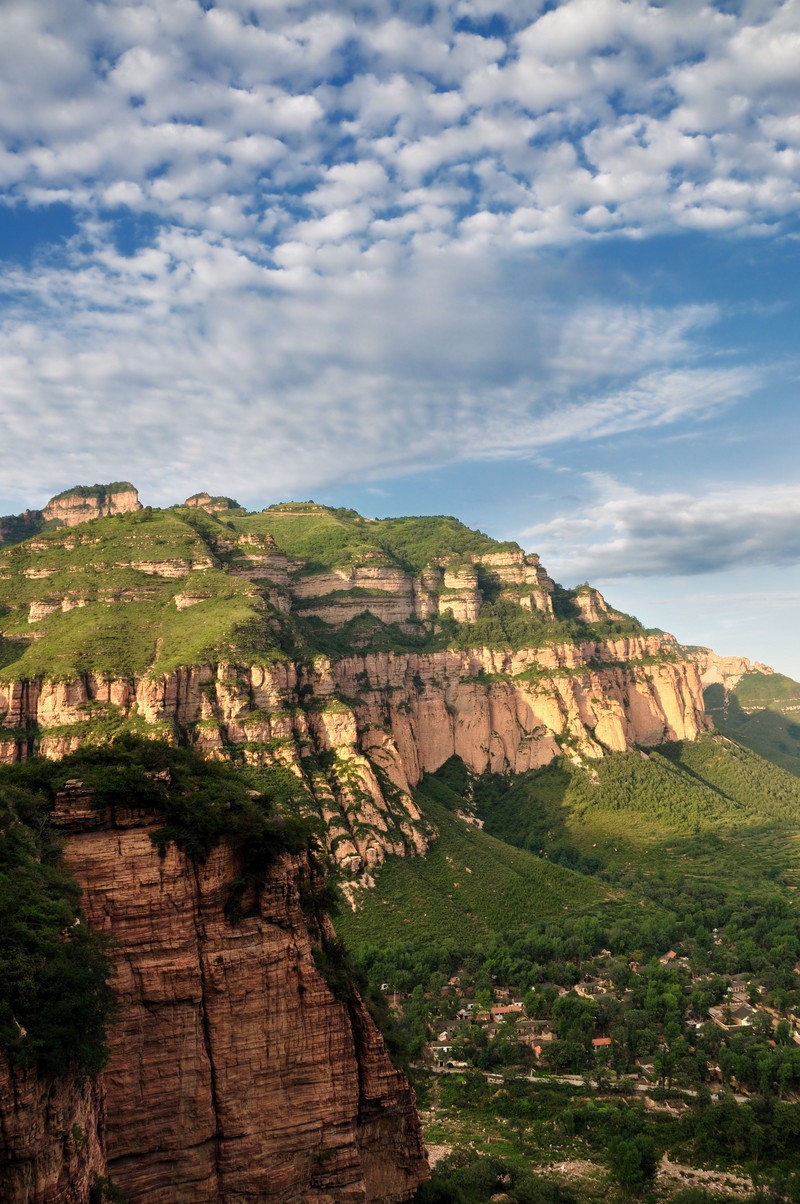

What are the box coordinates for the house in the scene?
[430,1041,455,1066]
[491,1003,524,1022]
[517,1020,554,1048]
[592,1037,613,1050]
[659,951,677,967]
[709,1003,757,1030]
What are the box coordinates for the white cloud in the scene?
[524,476,800,580]
[0,221,763,509]
[0,0,797,258]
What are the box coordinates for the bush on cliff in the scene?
[0,778,112,1076]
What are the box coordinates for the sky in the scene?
[0,0,799,673]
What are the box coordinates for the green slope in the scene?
[473,734,800,897]
[705,675,800,777]
[334,775,612,950]
[0,500,649,685]
[0,509,284,682]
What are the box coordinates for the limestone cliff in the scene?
[0,499,709,878]
[692,647,775,693]
[0,788,427,1203]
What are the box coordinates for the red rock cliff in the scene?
[0,634,707,879]
[0,795,428,1203]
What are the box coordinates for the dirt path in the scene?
[658,1153,753,1197]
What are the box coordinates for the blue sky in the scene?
[1,0,799,673]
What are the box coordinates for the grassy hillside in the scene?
[335,774,614,951]
[473,734,800,898]
[0,509,287,681]
[705,673,800,777]
[0,500,651,684]
[340,736,800,967]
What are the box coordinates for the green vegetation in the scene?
[470,737,800,898]
[706,678,800,778]
[339,746,800,1201]
[0,498,651,682]
[0,509,45,549]
[184,493,242,510]
[0,508,293,680]
[735,671,800,712]
[0,770,112,1076]
[418,1073,800,1201]
[367,514,520,573]
[417,1146,578,1203]
[47,482,136,503]
[231,503,388,570]
[335,774,609,951]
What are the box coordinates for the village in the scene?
[384,946,800,1098]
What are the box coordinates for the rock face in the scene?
[184,493,242,513]
[0,1062,106,1203]
[278,547,554,630]
[43,484,142,528]
[0,634,707,878]
[0,793,427,1203]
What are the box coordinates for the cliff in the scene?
[42,483,142,528]
[0,634,706,879]
[0,783,427,1203]
[692,647,775,693]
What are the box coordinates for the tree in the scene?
[607,1135,658,1199]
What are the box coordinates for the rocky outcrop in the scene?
[692,647,775,693]
[43,484,142,529]
[0,1061,106,1203]
[475,549,554,616]
[279,549,556,630]
[0,794,428,1203]
[184,493,242,513]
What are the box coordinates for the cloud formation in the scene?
[0,0,796,506]
[524,476,800,580]
[2,0,798,255]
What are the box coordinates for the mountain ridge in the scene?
[0,490,706,883]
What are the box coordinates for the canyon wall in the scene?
[0,791,427,1203]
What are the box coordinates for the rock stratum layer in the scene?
[0,790,427,1203]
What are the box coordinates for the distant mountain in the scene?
[0,481,140,547]
[694,649,800,776]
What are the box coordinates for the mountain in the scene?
[0,742,426,1202]
[0,492,706,887]
[0,482,142,548]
